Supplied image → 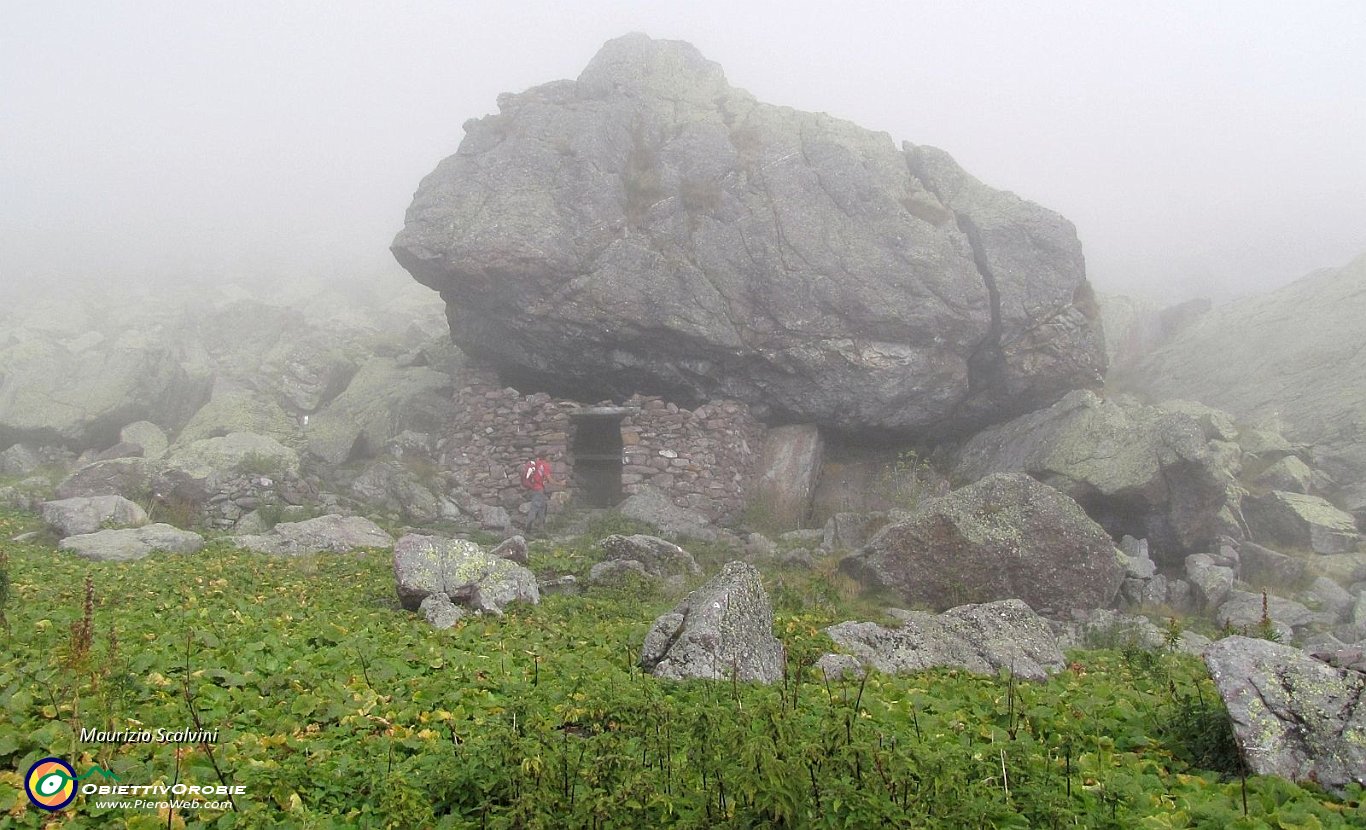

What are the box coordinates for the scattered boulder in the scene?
[54,457,153,499]
[1304,577,1355,622]
[591,534,701,585]
[640,561,784,682]
[0,443,50,477]
[1255,456,1315,495]
[1119,536,1157,579]
[951,391,1235,562]
[1245,491,1359,555]
[489,535,529,565]
[1239,542,1309,587]
[822,511,903,552]
[1184,554,1235,610]
[479,504,512,532]
[349,460,442,524]
[59,523,204,562]
[392,533,539,615]
[819,599,1065,682]
[752,425,824,528]
[1051,608,1210,657]
[175,385,299,446]
[419,593,467,629]
[1215,590,1313,635]
[391,34,1104,438]
[235,514,393,556]
[93,441,144,462]
[1204,636,1366,796]
[618,486,718,541]
[841,473,1125,615]
[119,421,169,460]
[40,495,148,537]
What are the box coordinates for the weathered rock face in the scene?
[1114,253,1366,493]
[1204,636,1366,796]
[951,391,1236,562]
[841,473,1125,615]
[392,34,1105,438]
[640,561,784,682]
[818,599,1066,682]
[753,425,823,529]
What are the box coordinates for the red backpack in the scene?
[520,459,549,490]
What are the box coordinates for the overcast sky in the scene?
[2,1,1363,304]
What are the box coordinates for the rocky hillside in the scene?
[392,33,1105,439]
[1112,254,1366,501]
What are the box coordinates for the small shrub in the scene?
[874,449,939,513]
[236,451,288,478]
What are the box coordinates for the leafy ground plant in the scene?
[0,506,1361,828]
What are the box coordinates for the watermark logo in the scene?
[24,757,119,811]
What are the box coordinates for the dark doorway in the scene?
[571,411,625,508]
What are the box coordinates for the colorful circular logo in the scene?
[25,757,77,811]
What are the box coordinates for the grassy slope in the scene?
[0,509,1362,829]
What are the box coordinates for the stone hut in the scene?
[442,363,766,524]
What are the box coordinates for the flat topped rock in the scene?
[819,599,1066,682]
[391,33,1103,437]
[234,514,394,556]
[59,523,204,562]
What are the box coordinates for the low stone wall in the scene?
[441,363,764,523]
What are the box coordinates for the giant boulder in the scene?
[391,34,1104,438]
[841,473,1125,616]
[951,391,1235,562]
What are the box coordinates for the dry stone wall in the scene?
[442,363,764,523]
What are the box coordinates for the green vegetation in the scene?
[874,449,938,514]
[0,507,1360,828]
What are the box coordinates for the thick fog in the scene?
[2,1,1363,305]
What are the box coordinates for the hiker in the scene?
[520,456,554,535]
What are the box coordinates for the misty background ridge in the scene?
[2,2,1364,305]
